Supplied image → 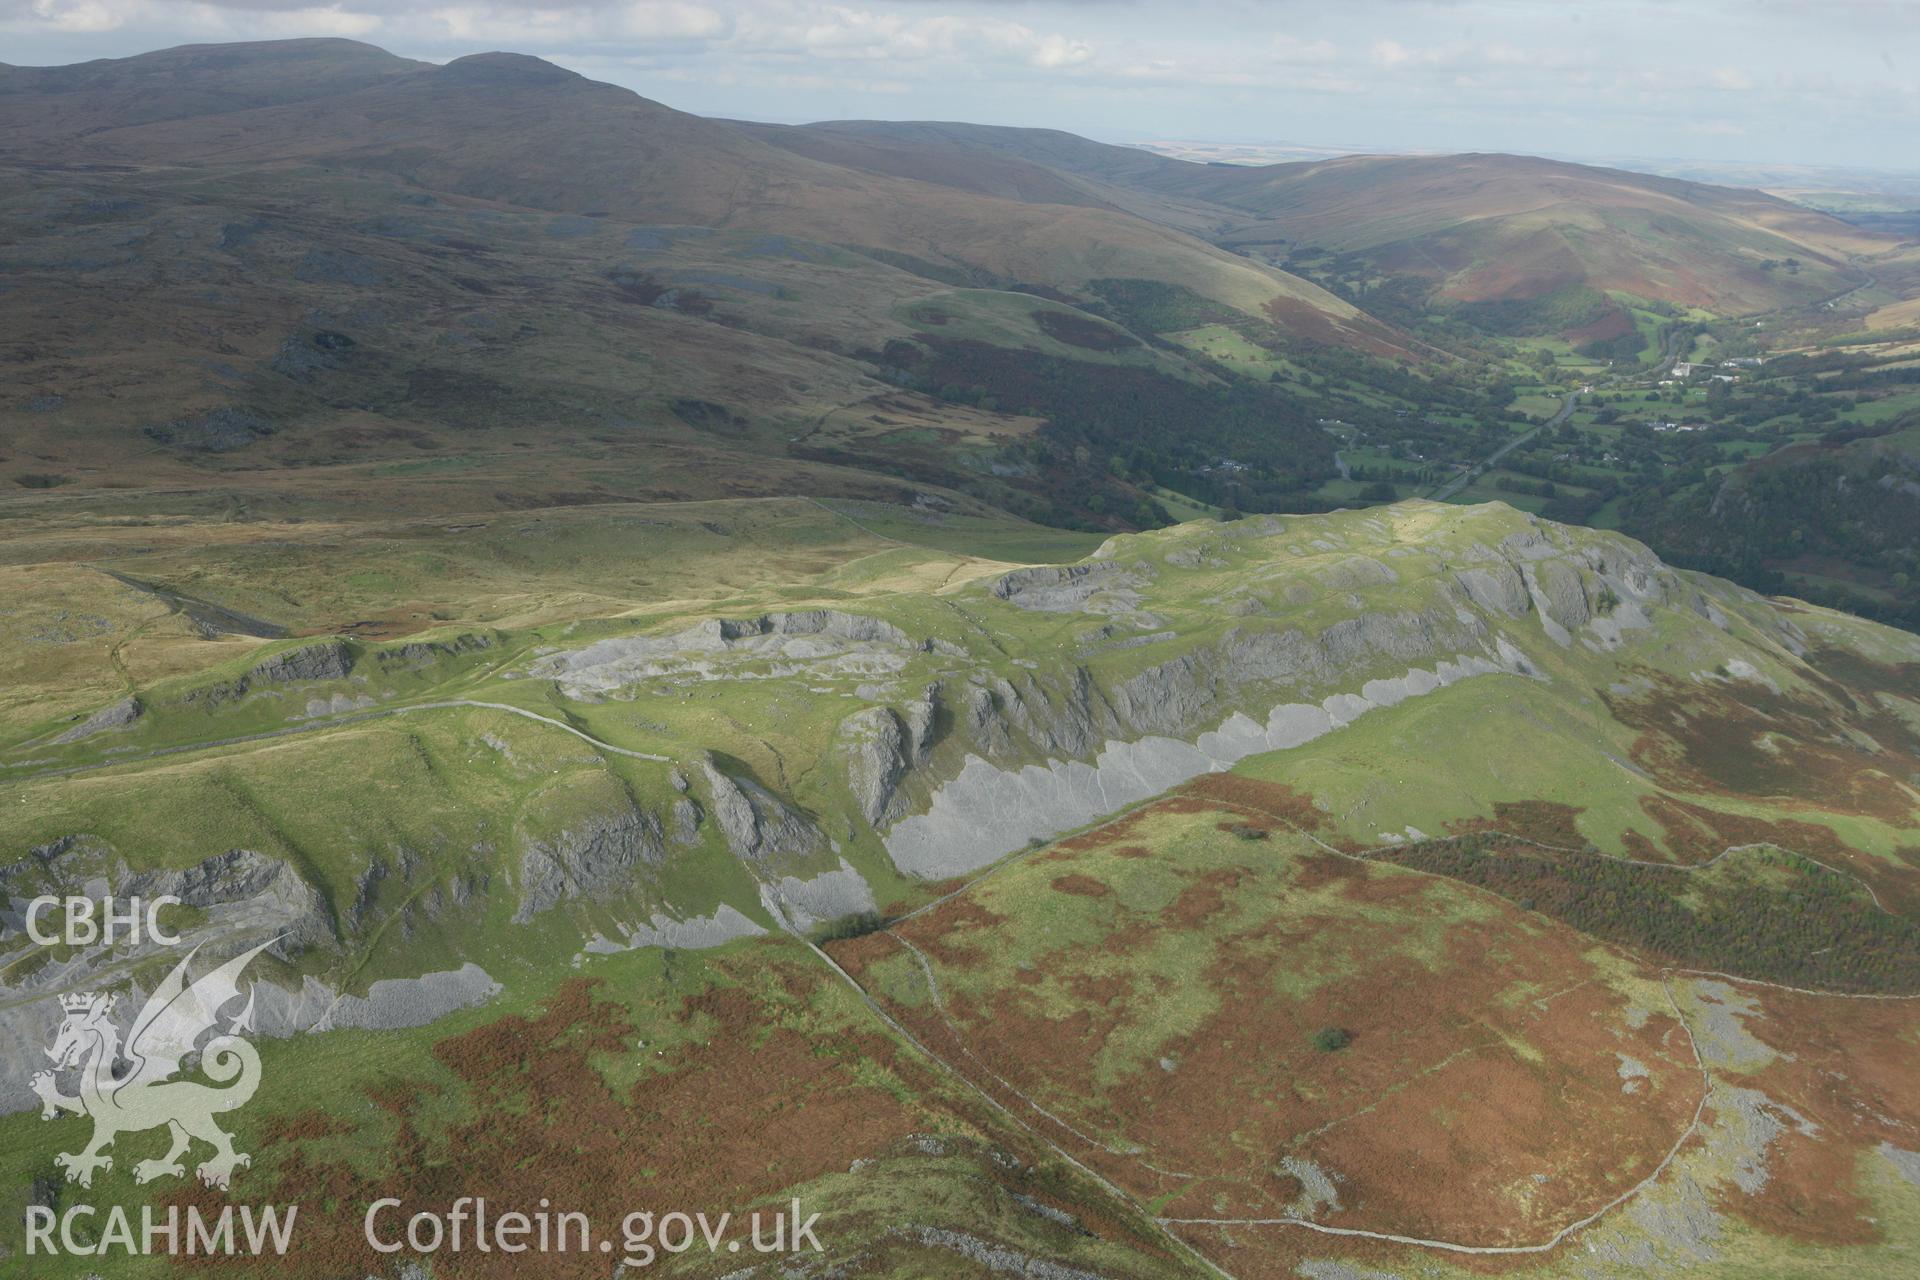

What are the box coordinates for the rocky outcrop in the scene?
[529,609,917,695]
[0,840,352,1114]
[960,682,1016,758]
[1440,515,1725,653]
[991,562,1148,614]
[514,805,666,923]
[1,960,502,1115]
[700,758,825,867]
[1453,565,1530,618]
[128,848,336,953]
[840,706,913,827]
[253,639,354,683]
[884,652,1521,880]
[187,639,357,707]
[952,669,1115,766]
[727,610,910,645]
[374,632,495,671]
[1105,609,1483,742]
[51,695,141,744]
[1,841,335,957]
[1534,559,1591,630]
[669,796,702,845]
[583,904,766,954]
[1109,650,1218,736]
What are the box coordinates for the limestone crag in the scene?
[50,695,142,744]
[515,802,667,922]
[526,609,918,694]
[883,651,1521,879]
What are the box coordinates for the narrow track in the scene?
[1,698,669,787]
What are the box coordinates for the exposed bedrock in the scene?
[254,963,500,1034]
[50,695,142,744]
[990,561,1150,614]
[2,840,336,958]
[884,651,1522,880]
[700,756,826,867]
[515,803,667,923]
[583,904,767,955]
[527,608,917,695]
[838,697,935,827]
[759,858,880,932]
[252,638,354,683]
[1441,516,1769,654]
[1453,564,1531,618]
[182,638,358,708]
[373,631,495,672]
[962,666,1117,765]
[1534,558,1592,631]
[1109,608,1479,737]
[840,706,909,828]
[0,962,501,1115]
[0,839,502,1114]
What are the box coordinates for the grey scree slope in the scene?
[883,647,1528,879]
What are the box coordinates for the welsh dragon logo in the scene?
[31,939,276,1190]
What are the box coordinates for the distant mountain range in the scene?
[0,37,1908,535]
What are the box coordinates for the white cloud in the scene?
[1028,31,1090,69]
[420,2,723,45]
[730,7,1093,71]
[25,0,129,30]
[273,6,380,35]
[1370,38,1412,67]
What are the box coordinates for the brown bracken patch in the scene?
[883,815,1699,1250]
[1634,793,1920,915]
[1638,795,1848,864]
[1708,986,1920,1248]
[1162,867,1246,927]
[1604,669,1919,825]
[1053,794,1220,854]
[260,1108,351,1144]
[1449,800,1587,848]
[1051,873,1111,897]
[1183,775,1329,831]
[187,967,923,1277]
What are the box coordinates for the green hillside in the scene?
[7,498,1920,1276]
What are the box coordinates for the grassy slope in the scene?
[6,498,1920,1276]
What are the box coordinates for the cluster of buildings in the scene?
[1671,356,1764,378]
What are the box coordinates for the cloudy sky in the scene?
[4,0,1917,171]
